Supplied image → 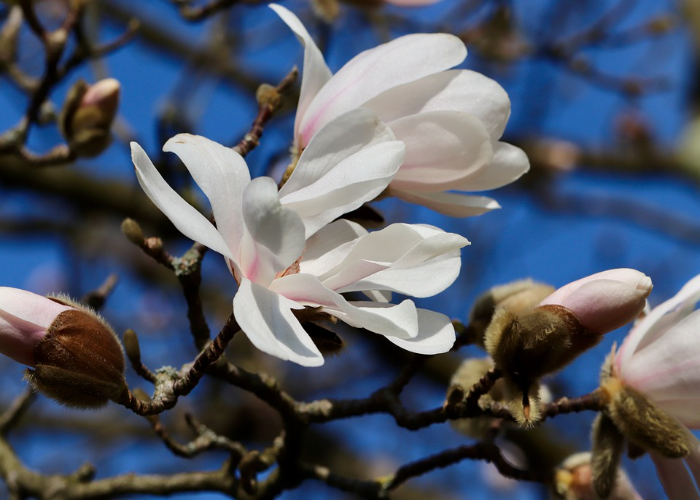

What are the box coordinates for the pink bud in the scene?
[538,269,652,334]
[0,287,71,366]
[0,287,127,408]
[79,78,120,122]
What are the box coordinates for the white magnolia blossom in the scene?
[131,129,468,367]
[614,274,700,500]
[271,3,529,217]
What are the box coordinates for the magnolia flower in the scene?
[0,287,126,408]
[271,3,529,217]
[131,131,468,367]
[604,274,700,500]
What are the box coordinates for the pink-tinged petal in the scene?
[239,177,305,287]
[365,69,510,141]
[300,219,368,277]
[387,111,493,193]
[269,4,332,141]
[299,34,467,142]
[163,134,250,255]
[0,288,72,366]
[650,453,700,500]
[617,273,700,370]
[456,142,530,192]
[539,269,652,334]
[279,109,405,237]
[131,142,236,262]
[620,309,700,414]
[388,188,501,217]
[385,308,455,354]
[269,273,419,339]
[233,278,323,367]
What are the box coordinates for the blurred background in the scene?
[1,0,700,498]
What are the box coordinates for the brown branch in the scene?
[233,66,299,158]
[147,412,247,459]
[176,0,240,22]
[81,274,119,311]
[385,441,550,492]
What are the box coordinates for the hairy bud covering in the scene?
[26,297,127,409]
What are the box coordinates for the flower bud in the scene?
[60,78,120,158]
[591,413,625,499]
[601,376,691,460]
[0,287,126,408]
[470,279,555,347]
[538,269,652,335]
[554,451,641,500]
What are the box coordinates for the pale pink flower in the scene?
[613,274,700,500]
[539,268,652,334]
[132,131,468,366]
[0,287,71,366]
[271,3,529,217]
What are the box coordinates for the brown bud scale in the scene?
[27,303,126,409]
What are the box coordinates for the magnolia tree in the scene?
[0,1,697,499]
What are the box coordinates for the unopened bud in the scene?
[256,83,281,111]
[61,78,120,158]
[555,451,641,500]
[470,279,555,347]
[539,269,652,335]
[310,0,340,23]
[0,287,126,408]
[121,218,144,246]
[602,378,690,460]
[591,413,625,499]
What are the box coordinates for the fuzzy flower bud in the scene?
[60,78,120,158]
[552,452,641,500]
[483,269,651,426]
[0,287,126,408]
[539,269,652,334]
[470,279,555,347]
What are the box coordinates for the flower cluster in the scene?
[125,5,532,367]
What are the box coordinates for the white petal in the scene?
[280,109,404,238]
[329,224,469,296]
[0,288,72,366]
[458,142,530,192]
[365,69,510,141]
[233,278,323,367]
[341,251,463,297]
[385,309,455,354]
[239,177,306,287]
[269,4,332,142]
[388,111,493,193]
[299,34,467,142]
[389,188,501,217]
[617,274,700,370]
[269,273,419,339]
[131,142,236,261]
[622,309,700,416]
[650,453,700,500]
[300,219,368,277]
[163,134,250,256]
